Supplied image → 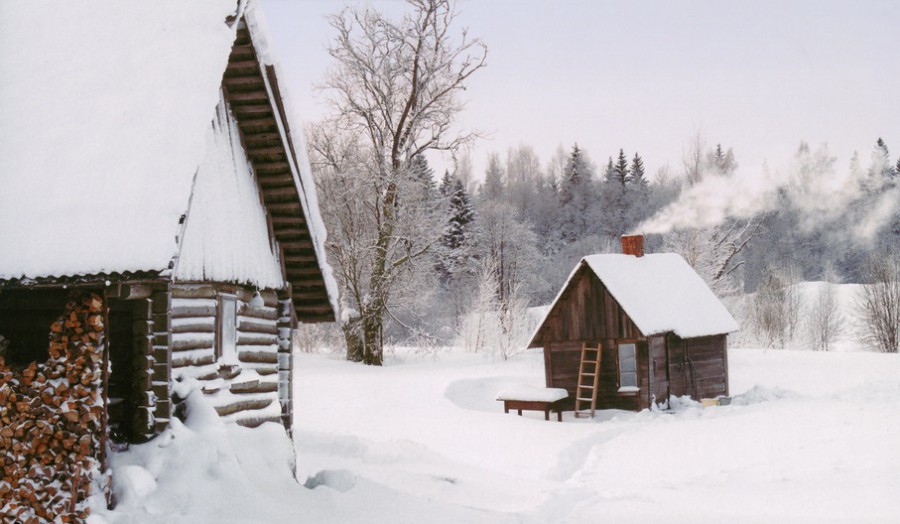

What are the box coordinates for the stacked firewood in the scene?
[0,293,106,523]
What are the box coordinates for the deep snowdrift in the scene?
[94,346,900,523]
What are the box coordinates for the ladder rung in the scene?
[577,397,593,402]
[577,385,594,390]
[582,372,595,377]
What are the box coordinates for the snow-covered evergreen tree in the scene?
[630,152,648,190]
[439,169,454,198]
[440,177,476,274]
[612,148,631,187]
[482,153,505,200]
[558,144,595,243]
[869,138,894,184]
[409,154,437,200]
[602,156,615,184]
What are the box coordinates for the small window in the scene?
[618,342,637,391]
[218,294,237,362]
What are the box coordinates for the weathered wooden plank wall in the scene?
[667,334,727,400]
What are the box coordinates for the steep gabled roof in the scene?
[0,1,336,322]
[531,253,738,343]
[0,0,239,280]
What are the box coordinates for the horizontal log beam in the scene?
[267,202,302,216]
[263,188,299,204]
[237,116,277,129]
[248,146,285,157]
[223,75,263,87]
[215,398,273,417]
[254,161,290,174]
[238,350,279,364]
[271,214,305,226]
[227,91,267,102]
[286,267,326,278]
[227,59,260,69]
[281,240,314,250]
[232,104,272,115]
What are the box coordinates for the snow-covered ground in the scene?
[94,344,900,523]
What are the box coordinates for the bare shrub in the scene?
[457,259,531,360]
[858,255,900,353]
[752,273,788,347]
[293,322,346,354]
[750,264,804,348]
[807,282,843,351]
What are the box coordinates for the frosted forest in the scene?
[303,0,900,363]
[2,0,899,522]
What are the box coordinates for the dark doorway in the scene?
[107,299,138,443]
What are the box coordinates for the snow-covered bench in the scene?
[497,386,569,422]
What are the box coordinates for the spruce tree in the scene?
[603,157,615,184]
[869,138,894,186]
[409,154,436,199]
[558,144,584,207]
[630,152,648,190]
[439,170,454,197]
[482,153,504,200]
[439,177,475,280]
[613,148,631,187]
[558,144,594,243]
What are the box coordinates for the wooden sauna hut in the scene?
[0,1,336,443]
[528,235,738,414]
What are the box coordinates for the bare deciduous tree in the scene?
[807,282,842,351]
[312,0,486,365]
[663,217,761,298]
[858,255,900,353]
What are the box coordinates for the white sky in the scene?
[261,0,899,182]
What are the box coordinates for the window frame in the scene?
[216,293,238,362]
[616,340,639,394]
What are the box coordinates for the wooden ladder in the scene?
[574,342,602,418]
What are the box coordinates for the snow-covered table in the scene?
[497,386,569,422]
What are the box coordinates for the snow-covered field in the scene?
[94,344,900,523]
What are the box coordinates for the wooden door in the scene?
[648,335,669,408]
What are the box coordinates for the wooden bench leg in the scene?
[557,410,562,422]
[517,409,522,416]
[544,409,549,421]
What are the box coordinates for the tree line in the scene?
[306,0,900,362]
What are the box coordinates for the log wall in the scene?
[171,284,287,428]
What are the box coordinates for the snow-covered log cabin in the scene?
[0,1,336,443]
[528,235,738,413]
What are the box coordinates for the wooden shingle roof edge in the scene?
[224,16,336,323]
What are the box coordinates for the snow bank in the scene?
[95,388,301,523]
[0,0,240,280]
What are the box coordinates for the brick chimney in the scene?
[621,234,644,257]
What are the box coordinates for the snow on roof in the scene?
[587,253,738,338]
[0,0,241,281]
[538,254,738,340]
[173,95,285,289]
